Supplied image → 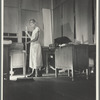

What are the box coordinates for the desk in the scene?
[55,44,89,80]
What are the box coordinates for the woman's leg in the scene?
[35,67,42,77]
[38,67,42,77]
[27,68,35,77]
[35,68,38,77]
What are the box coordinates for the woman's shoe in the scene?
[38,70,42,77]
[27,72,35,77]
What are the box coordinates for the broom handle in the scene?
[24,32,27,77]
[25,33,27,52]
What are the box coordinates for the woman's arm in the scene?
[26,32,39,44]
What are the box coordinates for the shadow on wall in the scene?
[63,23,74,42]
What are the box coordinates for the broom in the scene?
[17,30,34,81]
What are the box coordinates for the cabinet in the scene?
[88,45,96,74]
[10,50,26,77]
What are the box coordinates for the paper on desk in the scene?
[59,44,66,47]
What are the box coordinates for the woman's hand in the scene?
[25,26,31,38]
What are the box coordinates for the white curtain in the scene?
[42,8,52,46]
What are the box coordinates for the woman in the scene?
[25,19,43,77]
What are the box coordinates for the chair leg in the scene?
[10,56,14,76]
[71,69,74,81]
[86,69,89,80]
[55,68,58,78]
[23,66,26,77]
[68,69,70,77]
[10,68,14,76]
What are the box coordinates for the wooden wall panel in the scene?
[21,0,40,11]
[76,0,93,44]
[4,0,18,7]
[41,0,51,9]
[53,0,66,9]
[53,0,94,44]
[63,0,74,41]
[53,0,60,8]
[93,0,96,44]
[53,6,61,39]
[4,7,18,33]
[87,0,93,43]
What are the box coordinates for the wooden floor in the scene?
[3,76,96,100]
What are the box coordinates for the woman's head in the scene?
[29,19,36,28]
